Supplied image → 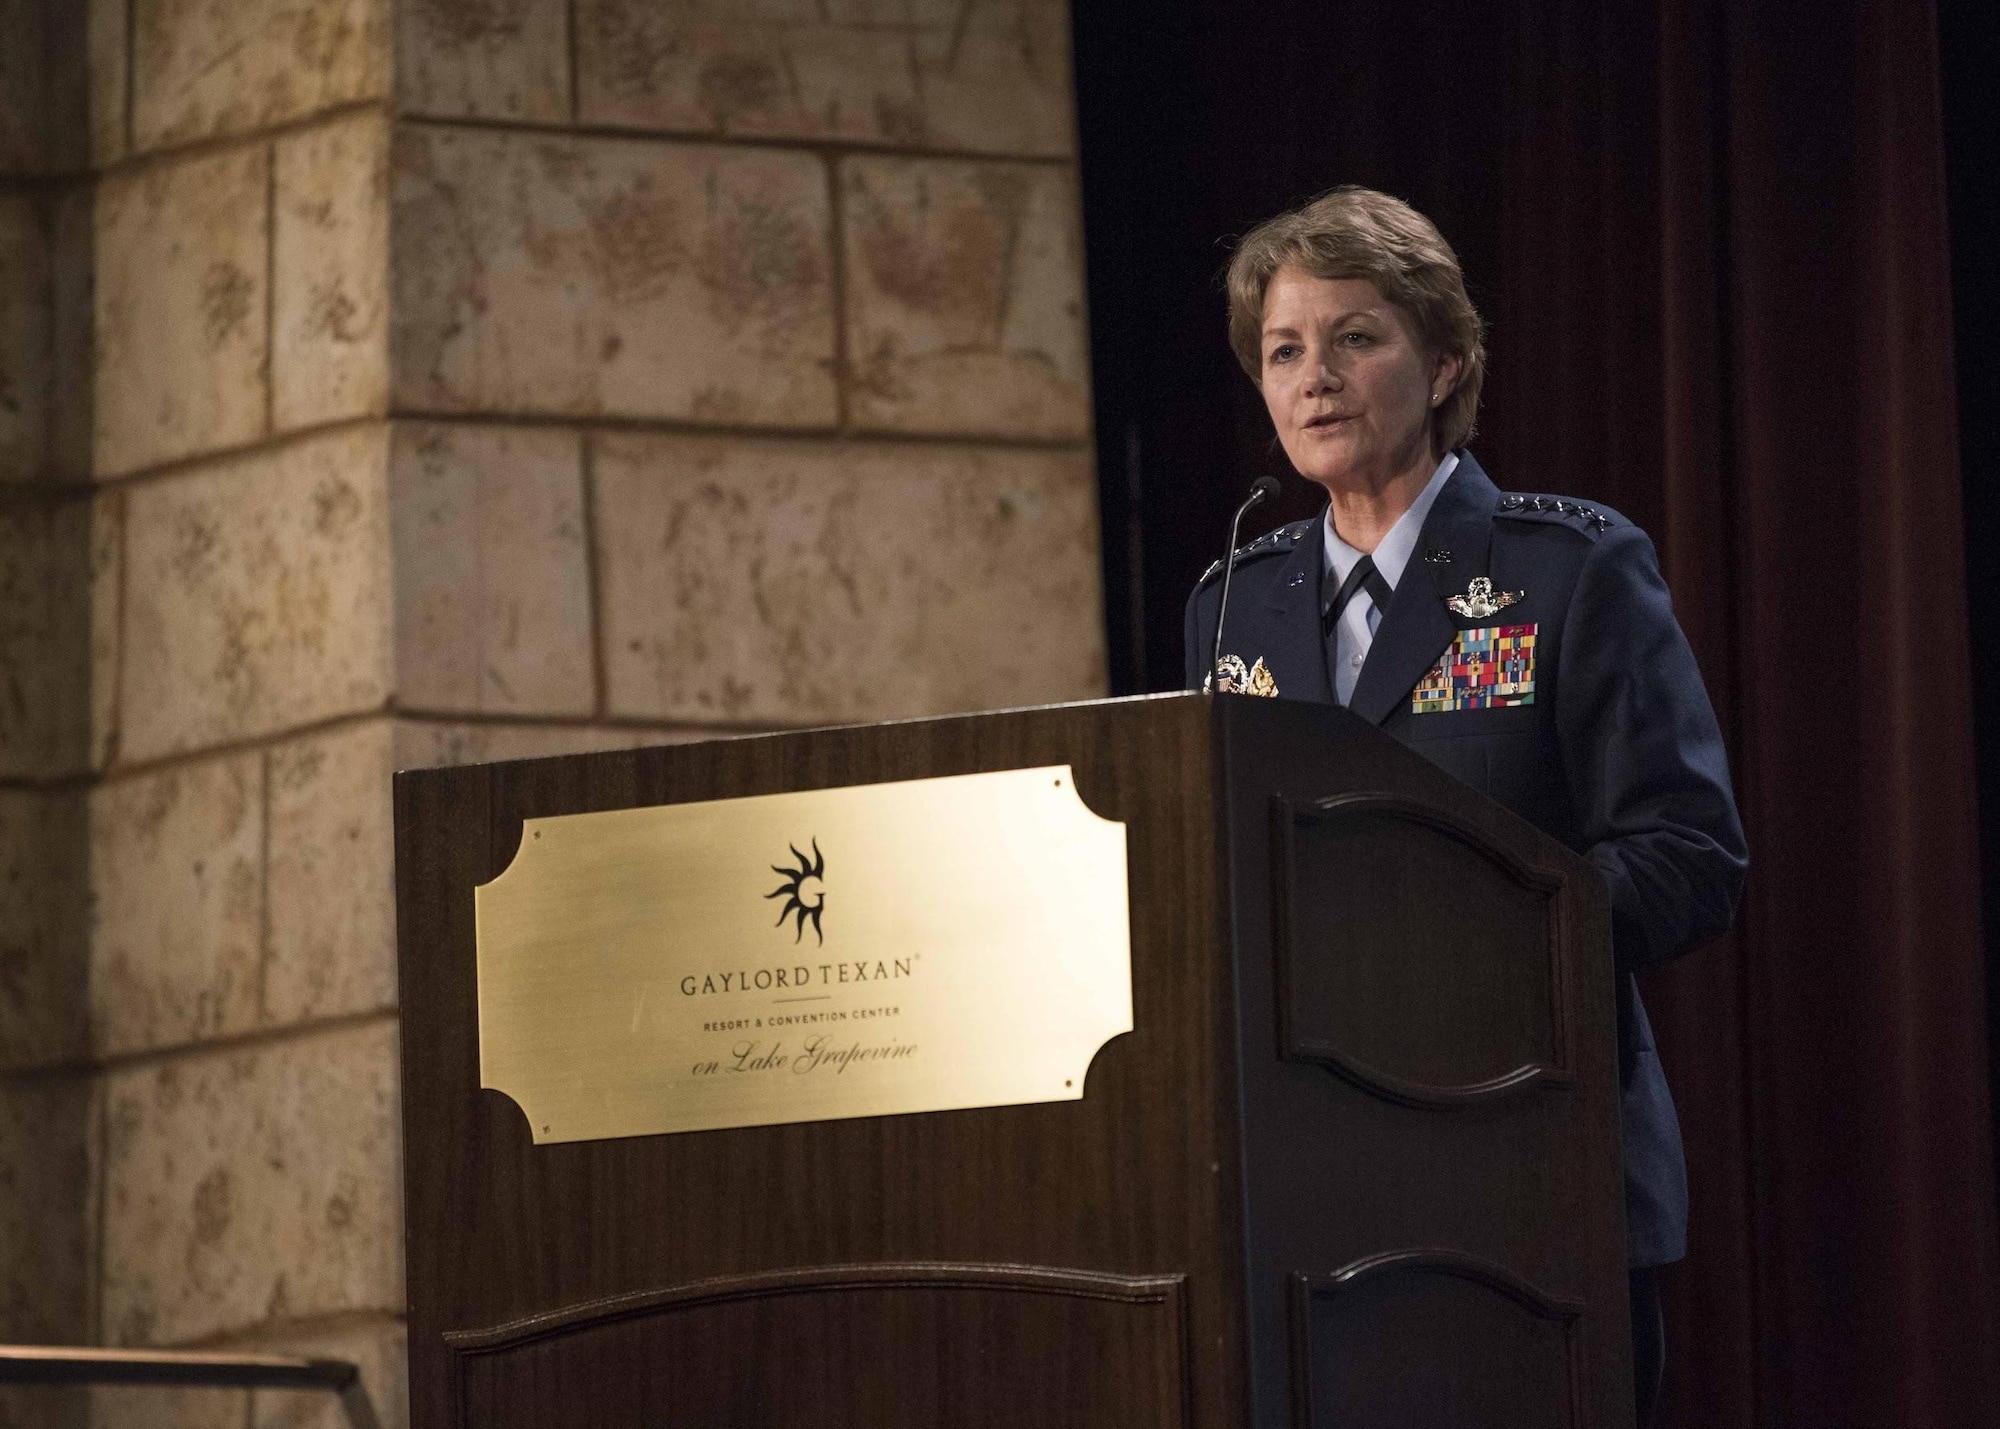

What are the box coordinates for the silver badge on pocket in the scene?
[1446,576,1523,620]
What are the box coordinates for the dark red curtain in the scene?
[1074,0,2000,1421]
[1638,3,1999,1423]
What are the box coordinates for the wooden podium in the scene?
[393,693,1633,1428]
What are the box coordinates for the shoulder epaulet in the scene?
[1494,493,1624,536]
[1195,519,1314,587]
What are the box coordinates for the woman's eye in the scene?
[1340,330,1373,346]
[1268,344,1299,363]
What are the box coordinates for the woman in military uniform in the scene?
[1182,187,1747,1427]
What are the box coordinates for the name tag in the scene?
[1413,624,1537,713]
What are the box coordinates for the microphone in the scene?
[1212,475,1284,682]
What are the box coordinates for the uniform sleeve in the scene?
[1555,524,1748,972]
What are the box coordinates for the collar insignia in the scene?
[1446,576,1523,620]
[1205,654,1279,697]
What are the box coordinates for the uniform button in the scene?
[1350,654,1364,667]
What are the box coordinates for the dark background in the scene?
[1940,0,2000,1339]
[1071,0,2000,1422]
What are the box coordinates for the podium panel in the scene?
[1294,1254,1583,1425]
[393,693,1632,1428]
[1274,793,1569,1104]
[443,1266,1188,1427]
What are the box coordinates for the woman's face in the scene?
[1257,268,1459,492]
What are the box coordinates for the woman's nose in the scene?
[1303,358,1341,394]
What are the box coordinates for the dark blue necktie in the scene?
[1323,554,1393,638]
[1324,554,1393,703]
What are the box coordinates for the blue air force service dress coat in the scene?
[1182,452,1747,1266]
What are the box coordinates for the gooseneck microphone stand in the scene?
[1211,476,1283,685]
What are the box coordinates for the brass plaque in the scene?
[475,766,1132,1143]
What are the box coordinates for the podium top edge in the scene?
[390,691,1210,781]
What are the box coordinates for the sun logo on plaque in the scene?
[766,839,826,944]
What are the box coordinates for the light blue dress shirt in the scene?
[1322,452,1460,704]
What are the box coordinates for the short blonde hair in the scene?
[1226,187,1487,453]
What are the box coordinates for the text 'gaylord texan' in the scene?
[679,959,914,997]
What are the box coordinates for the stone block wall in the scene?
[0,3,1103,1427]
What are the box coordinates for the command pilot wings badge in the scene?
[1205,655,1279,697]
[1446,576,1524,621]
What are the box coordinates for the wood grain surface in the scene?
[393,692,1630,1428]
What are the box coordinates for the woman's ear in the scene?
[1431,349,1464,405]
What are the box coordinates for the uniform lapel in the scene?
[1347,455,1502,725]
[1241,521,1334,704]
